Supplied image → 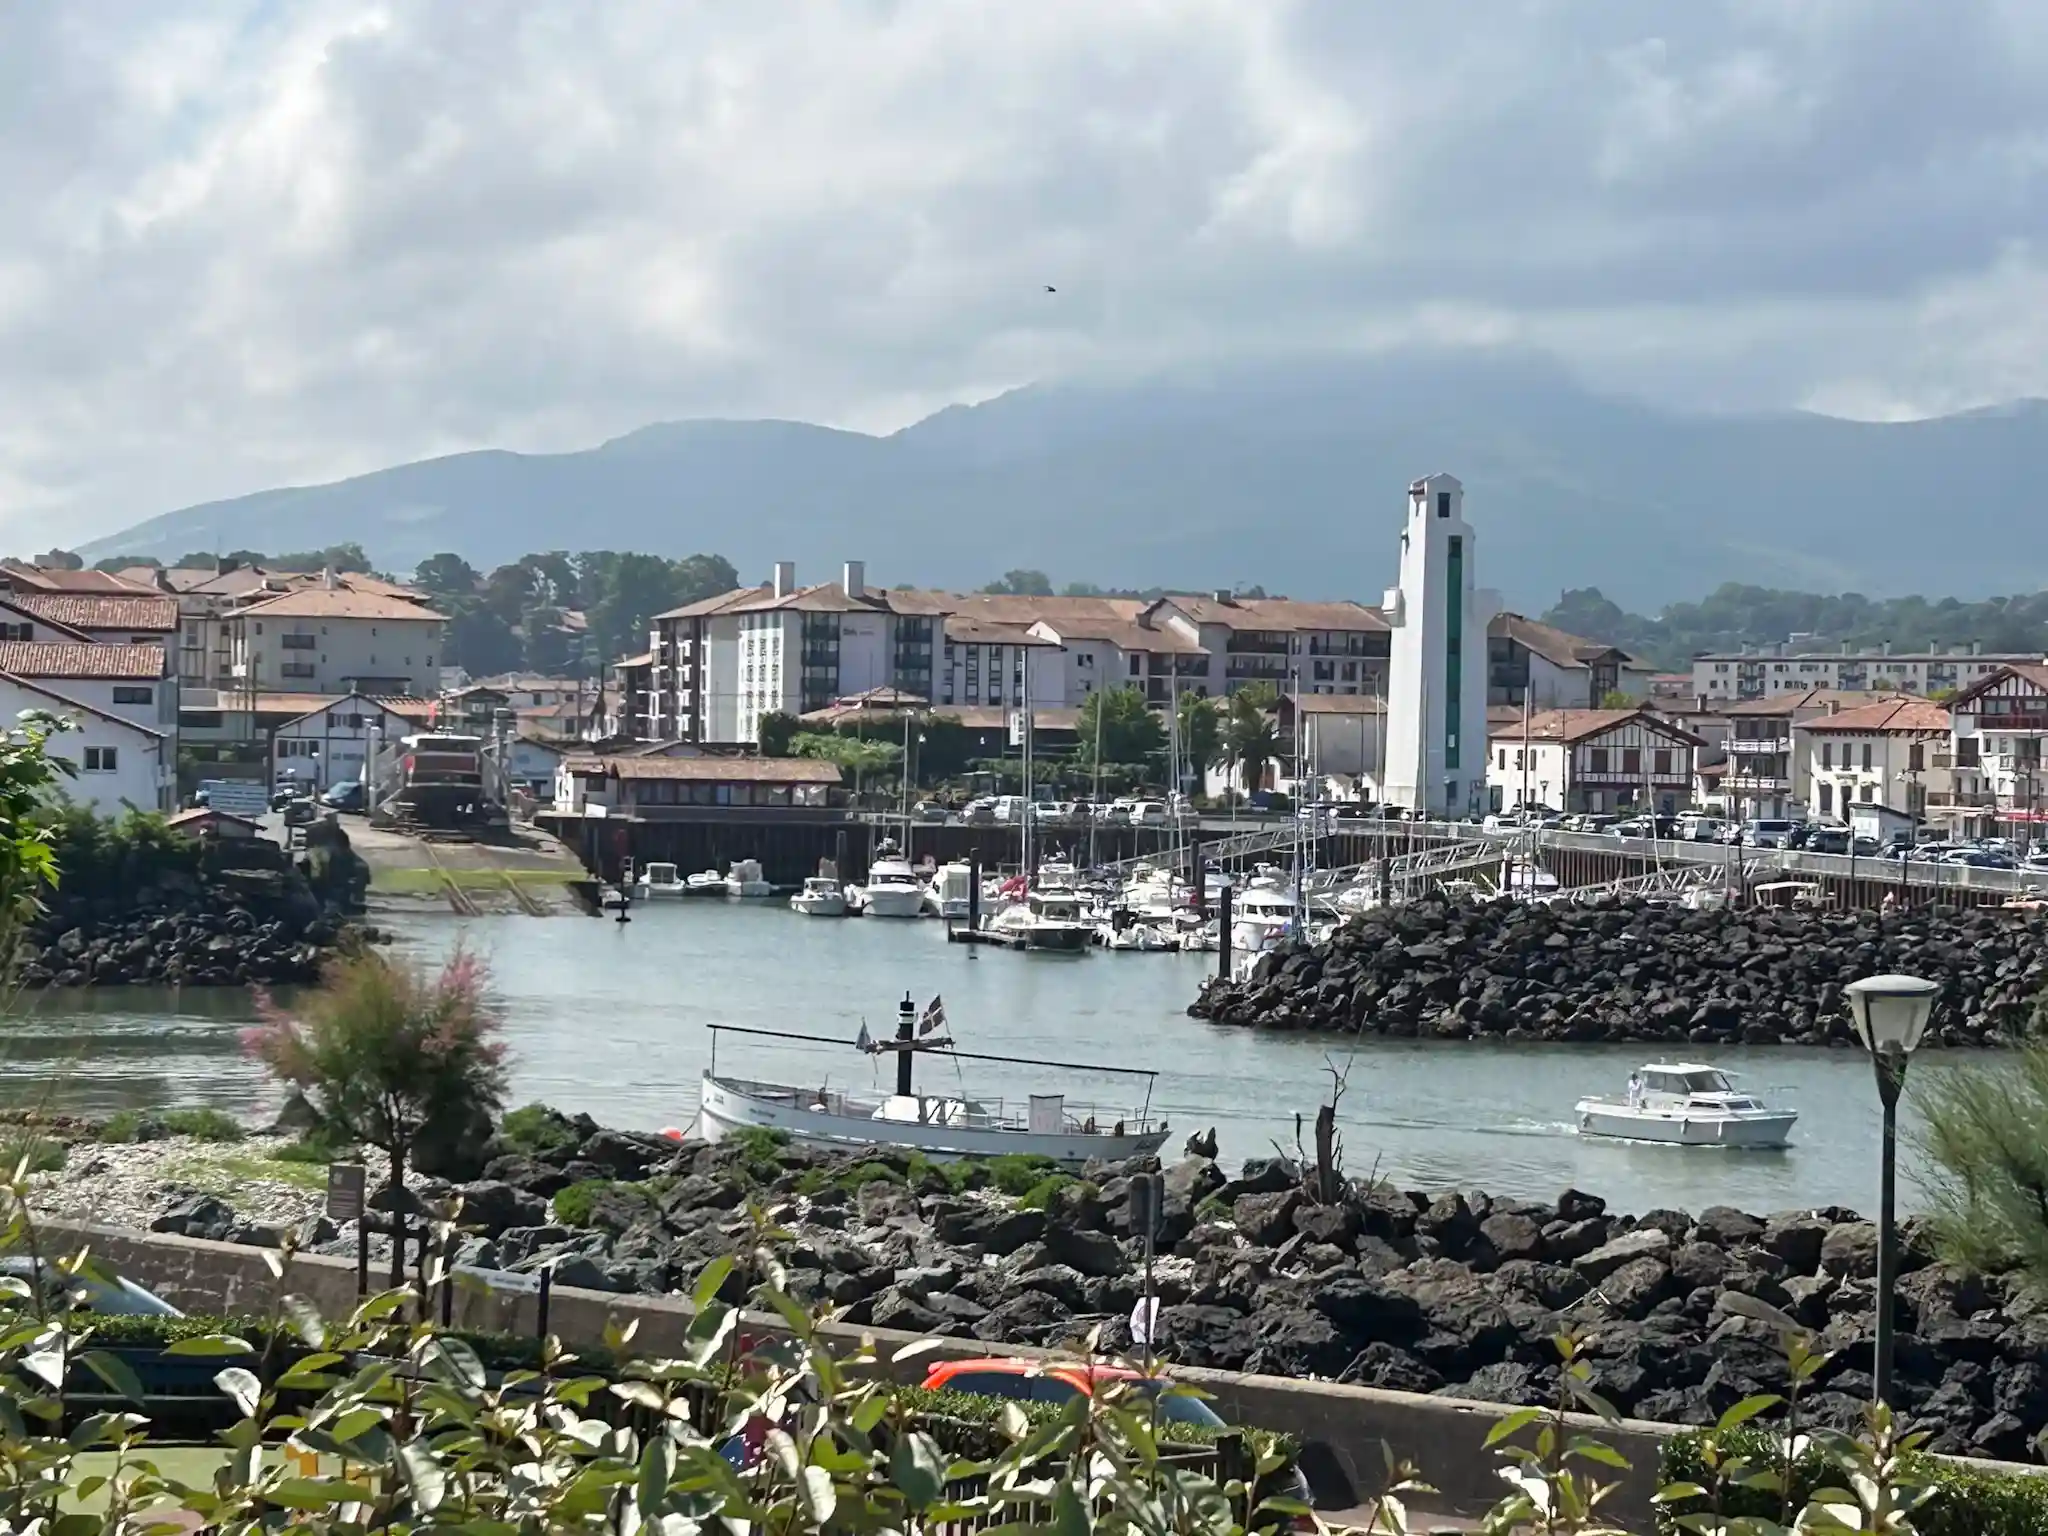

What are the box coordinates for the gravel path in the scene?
[29,1133,390,1235]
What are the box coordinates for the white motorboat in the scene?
[695,996,1168,1166]
[1575,1063,1797,1148]
[924,860,976,920]
[852,856,927,918]
[725,858,774,899]
[634,861,687,900]
[684,869,726,897]
[1501,857,1560,900]
[1096,916,1174,951]
[988,887,1094,952]
[790,876,847,917]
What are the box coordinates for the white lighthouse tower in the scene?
[1380,474,1500,818]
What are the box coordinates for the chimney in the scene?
[323,567,339,590]
[1213,588,1234,605]
[842,560,865,600]
[1972,639,1983,656]
[1881,640,1891,657]
[152,567,172,592]
[772,561,795,599]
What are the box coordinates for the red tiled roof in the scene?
[1490,708,1703,747]
[236,588,446,621]
[0,642,167,680]
[6,591,178,632]
[1804,700,1953,734]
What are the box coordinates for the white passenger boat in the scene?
[694,997,1169,1166]
[790,876,847,917]
[924,861,976,920]
[634,861,687,900]
[1575,1063,1797,1148]
[684,869,726,897]
[989,887,1094,951]
[725,859,774,899]
[852,856,927,918]
[1096,916,1175,951]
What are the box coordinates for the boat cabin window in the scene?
[1643,1069,1733,1095]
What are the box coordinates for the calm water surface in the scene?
[0,901,1968,1215]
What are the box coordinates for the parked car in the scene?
[1804,826,1851,854]
[961,798,996,824]
[1742,818,1802,848]
[1680,816,1729,843]
[1332,802,1378,822]
[282,798,320,828]
[1105,797,1140,823]
[320,779,366,813]
[1129,800,1170,827]
[920,1356,1318,1529]
[911,800,951,822]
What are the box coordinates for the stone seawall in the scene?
[1190,894,2048,1045]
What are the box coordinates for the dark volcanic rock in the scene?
[1187,894,2047,1047]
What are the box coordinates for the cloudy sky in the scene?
[5,0,2046,548]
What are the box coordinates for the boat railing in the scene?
[718,1077,1164,1137]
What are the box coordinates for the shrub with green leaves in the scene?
[159,1107,246,1143]
[495,1101,578,1157]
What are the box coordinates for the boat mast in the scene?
[1020,647,1034,883]
[894,993,915,1096]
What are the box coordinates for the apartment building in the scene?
[935,618,1065,710]
[1803,698,1952,822]
[1692,646,2035,702]
[1488,615,1653,709]
[1713,688,1913,819]
[1946,663,2048,833]
[1140,593,1389,698]
[1485,708,1701,816]
[228,583,447,697]
[0,591,178,649]
[649,562,948,745]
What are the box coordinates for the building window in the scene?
[83,746,117,772]
[1436,491,1451,518]
[1819,783,1833,814]
[1622,747,1641,774]
[1589,748,1609,773]
[1821,742,1833,768]
[1908,742,1925,772]
[0,622,30,642]
[1861,743,1873,771]
[111,686,153,705]
[1653,748,1672,775]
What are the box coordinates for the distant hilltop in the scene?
[77,353,2048,607]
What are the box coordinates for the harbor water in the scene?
[0,900,1969,1215]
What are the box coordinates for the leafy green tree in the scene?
[0,713,73,962]
[1917,1038,2048,1293]
[481,562,541,624]
[1076,687,1166,768]
[91,554,158,572]
[34,549,82,570]
[174,550,221,568]
[445,606,522,676]
[1598,688,1635,709]
[757,710,800,757]
[981,569,1054,597]
[222,548,267,568]
[272,542,371,573]
[580,552,680,664]
[1177,693,1222,789]
[244,947,509,1284]
[1224,683,1281,793]
[792,732,899,782]
[414,552,482,598]
[917,713,974,784]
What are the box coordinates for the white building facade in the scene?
[1485,709,1699,816]
[1946,664,2048,834]
[1803,699,1952,823]
[231,586,446,697]
[1692,648,2035,702]
[0,675,172,813]
[1381,474,1501,817]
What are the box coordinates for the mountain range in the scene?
[74,354,2048,608]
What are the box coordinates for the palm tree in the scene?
[1224,687,1281,795]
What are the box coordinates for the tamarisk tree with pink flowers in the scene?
[244,946,509,1281]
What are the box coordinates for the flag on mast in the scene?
[918,995,951,1046]
[855,1021,876,1055]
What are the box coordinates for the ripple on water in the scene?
[2,901,1968,1214]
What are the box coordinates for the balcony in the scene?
[1927,790,1997,808]
[1225,637,1290,656]
[1723,773,1792,792]
[280,662,317,680]
[1726,736,1791,754]
[801,648,840,668]
[280,633,317,651]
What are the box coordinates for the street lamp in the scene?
[1844,972,1939,1406]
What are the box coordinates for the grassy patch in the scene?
[97,1107,245,1145]
[498,1103,579,1158]
[269,1136,357,1166]
[1016,1174,1086,1211]
[986,1154,1061,1197]
[552,1177,670,1229]
[165,1151,327,1195]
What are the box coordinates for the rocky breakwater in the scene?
[255,1113,2041,1460]
[17,820,370,988]
[1189,894,2048,1046]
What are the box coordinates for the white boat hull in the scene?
[697,1075,1166,1166]
[1574,1100,1797,1148]
[727,881,775,899]
[858,887,927,918]
[791,893,847,917]
[635,883,687,901]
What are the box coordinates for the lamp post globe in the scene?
[1845,971,1937,1410]
[1845,973,1939,1058]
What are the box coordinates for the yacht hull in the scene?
[1574,1101,1796,1148]
[696,1075,1165,1166]
[859,888,927,918]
